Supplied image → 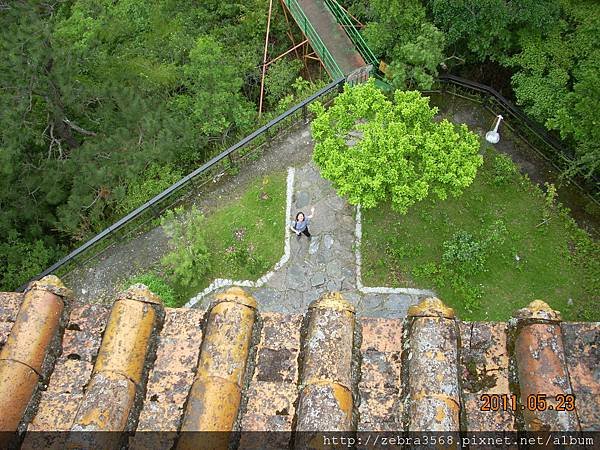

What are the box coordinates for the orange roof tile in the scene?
[0,279,597,448]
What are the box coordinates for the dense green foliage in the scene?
[161,207,212,289]
[509,1,600,179]
[362,147,600,321]
[0,0,310,289]
[347,0,599,180]
[310,81,482,212]
[357,0,445,89]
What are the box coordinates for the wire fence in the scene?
[17,77,345,291]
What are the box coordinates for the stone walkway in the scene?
[197,161,428,318]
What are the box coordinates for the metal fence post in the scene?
[302,105,308,124]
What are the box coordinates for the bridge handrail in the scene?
[284,0,344,79]
[17,77,346,291]
[323,0,377,66]
[438,75,570,159]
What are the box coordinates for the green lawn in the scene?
[361,147,600,321]
[199,172,286,286]
[132,172,286,307]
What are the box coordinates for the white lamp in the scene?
[485,115,503,144]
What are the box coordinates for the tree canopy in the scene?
[509,0,600,179]
[0,0,308,289]
[310,81,482,213]
[354,0,445,90]
[347,0,599,180]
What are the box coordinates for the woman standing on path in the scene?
[291,207,315,240]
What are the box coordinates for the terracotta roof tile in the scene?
[177,287,257,449]
[358,318,403,431]
[562,322,600,431]
[135,308,205,437]
[360,317,403,353]
[0,280,598,440]
[295,293,355,446]
[0,276,70,434]
[67,285,163,448]
[240,312,302,434]
[459,322,515,431]
[25,303,109,439]
[513,301,579,431]
[0,291,22,322]
[405,299,460,431]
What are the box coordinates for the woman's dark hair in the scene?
[295,212,305,221]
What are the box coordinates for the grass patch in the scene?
[141,172,286,307]
[361,147,600,321]
[127,273,178,307]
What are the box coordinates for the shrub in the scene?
[161,207,211,288]
[492,153,518,185]
[128,273,177,307]
[224,243,269,275]
[442,231,486,276]
[116,164,182,215]
[542,182,558,221]
[0,232,59,290]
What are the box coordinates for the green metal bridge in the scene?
[282,0,388,87]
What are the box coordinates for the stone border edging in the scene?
[185,167,434,309]
[184,167,296,308]
[354,205,435,297]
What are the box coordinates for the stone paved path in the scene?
[200,160,425,318]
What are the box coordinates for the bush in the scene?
[224,243,269,275]
[442,231,486,276]
[116,164,182,216]
[161,207,211,288]
[492,153,518,185]
[0,232,59,290]
[128,273,177,307]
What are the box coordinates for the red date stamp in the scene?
[480,394,576,412]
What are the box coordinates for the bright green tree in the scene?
[310,80,482,213]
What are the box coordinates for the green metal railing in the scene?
[323,0,391,90]
[284,0,344,79]
[323,0,377,66]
